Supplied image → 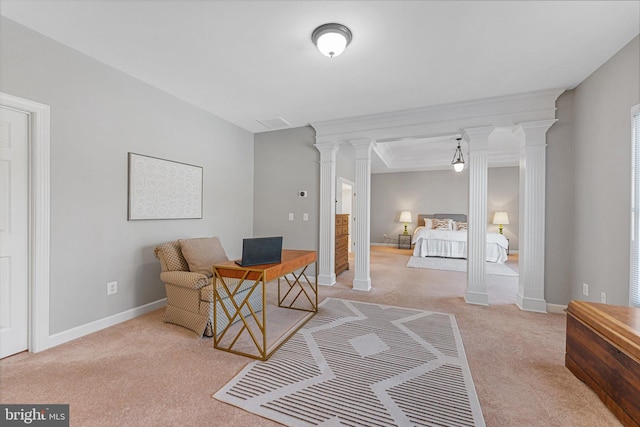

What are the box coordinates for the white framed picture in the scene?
[128,153,203,220]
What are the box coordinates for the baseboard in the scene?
[45,298,167,351]
[546,303,568,314]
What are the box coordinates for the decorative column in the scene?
[463,127,494,305]
[516,120,556,312]
[314,142,340,286]
[350,138,375,291]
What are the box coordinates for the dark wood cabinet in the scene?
[335,214,349,275]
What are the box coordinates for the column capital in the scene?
[314,141,340,159]
[349,138,376,158]
[462,126,495,151]
[515,119,558,147]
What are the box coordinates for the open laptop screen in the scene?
[236,236,283,266]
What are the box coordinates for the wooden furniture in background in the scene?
[398,234,411,249]
[565,300,640,426]
[335,214,349,275]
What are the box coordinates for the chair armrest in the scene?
[160,271,209,290]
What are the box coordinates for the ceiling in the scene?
[2,0,639,171]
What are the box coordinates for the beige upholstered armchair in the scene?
[154,237,262,337]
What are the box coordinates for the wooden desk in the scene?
[566,301,640,426]
[213,249,317,360]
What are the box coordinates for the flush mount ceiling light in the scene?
[452,137,465,173]
[311,23,352,58]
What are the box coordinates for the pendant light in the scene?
[452,137,465,173]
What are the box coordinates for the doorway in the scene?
[0,93,51,357]
[0,106,29,358]
[336,177,355,253]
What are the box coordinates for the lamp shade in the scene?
[399,211,412,223]
[492,211,509,225]
[311,23,352,57]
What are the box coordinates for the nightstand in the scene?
[398,234,412,249]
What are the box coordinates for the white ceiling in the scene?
[2,0,639,171]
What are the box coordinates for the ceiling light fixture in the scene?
[452,137,465,173]
[311,23,352,58]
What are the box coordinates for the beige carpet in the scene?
[0,248,621,426]
[215,298,485,426]
[406,256,519,276]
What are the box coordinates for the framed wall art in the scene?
[128,152,203,220]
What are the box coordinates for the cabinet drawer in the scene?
[336,246,348,259]
[336,235,348,248]
[336,226,348,237]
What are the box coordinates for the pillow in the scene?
[178,237,229,275]
[432,218,452,230]
[456,221,468,231]
[423,218,433,229]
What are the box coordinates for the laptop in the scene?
[235,236,283,267]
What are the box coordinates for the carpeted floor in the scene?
[215,298,485,426]
[0,247,621,426]
[406,256,519,276]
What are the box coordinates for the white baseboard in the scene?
[45,298,167,350]
[546,303,567,314]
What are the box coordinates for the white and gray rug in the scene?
[214,298,485,427]
[406,256,518,277]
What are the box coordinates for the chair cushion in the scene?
[179,237,229,275]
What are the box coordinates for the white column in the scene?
[350,138,375,291]
[516,120,556,312]
[463,127,493,305]
[314,142,339,286]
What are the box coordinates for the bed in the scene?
[412,213,509,263]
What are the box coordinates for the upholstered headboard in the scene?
[417,213,468,227]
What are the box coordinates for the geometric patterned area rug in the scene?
[214,298,486,426]
[407,256,518,277]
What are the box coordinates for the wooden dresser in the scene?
[565,301,640,426]
[335,214,349,275]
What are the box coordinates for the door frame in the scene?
[1,93,50,353]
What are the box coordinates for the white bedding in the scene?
[412,226,509,263]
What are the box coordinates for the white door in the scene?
[0,106,29,358]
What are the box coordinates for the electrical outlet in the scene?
[582,283,589,296]
[288,213,294,221]
[383,233,388,239]
[303,213,309,221]
[600,291,607,304]
[107,281,118,296]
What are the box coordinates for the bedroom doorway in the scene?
[337,177,355,253]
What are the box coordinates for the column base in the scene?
[464,291,489,306]
[352,278,371,291]
[516,293,547,313]
[317,274,336,286]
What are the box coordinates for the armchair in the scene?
[154,237,262,337]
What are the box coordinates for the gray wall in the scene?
[568,36,640,306]
[545,90,575,304]
[371,167,520,249]
[1,18,254,334]
[253,126,319,259]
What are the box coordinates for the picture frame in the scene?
[127,152,203,220]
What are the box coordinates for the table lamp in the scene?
[399,211,412,235]
[492,211,509,234]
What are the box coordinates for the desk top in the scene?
[214,249,316,282]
